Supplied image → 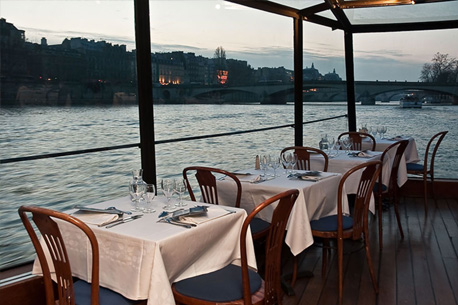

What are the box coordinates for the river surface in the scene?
[1,103,457,269]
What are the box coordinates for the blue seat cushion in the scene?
[310,215,353,232]
[407,163,424,172]
[373,182,387,193]
[173,264,262,302]
[74,280,139,305]
[250,217,270,235]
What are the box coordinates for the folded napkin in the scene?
[289,171,326,181]
[388,136,408,141]
[237,174,262,183]
[176,206,234,225]
[350,151,374,158]
[72,211,120,226]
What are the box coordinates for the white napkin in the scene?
[177,206,233,225]
[352,151,374,158]
[237,174,262,183]
[72,211,119,226]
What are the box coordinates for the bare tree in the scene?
[420,52,458,83]
[214,46,227,70]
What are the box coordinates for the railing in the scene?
[0,114,347,164]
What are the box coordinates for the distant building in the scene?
[303,63,322,81]
[323,69,342,81]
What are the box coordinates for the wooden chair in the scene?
[406,131,448,214]
[374,140,409,249]
[338,131,376,151]
[183,166,269,240]
[172,189,299,305]
[280,146,328,171]
[18,205,145,305]
[310,161,381,305]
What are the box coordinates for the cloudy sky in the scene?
[2,0,457,81]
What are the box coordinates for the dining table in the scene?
[32,196,257,305]
[216,169,349,256]
[362,135,420,163]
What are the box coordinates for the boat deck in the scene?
[282,197,458,305]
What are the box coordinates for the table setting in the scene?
[217,162,348,256]
[32,169,257,305]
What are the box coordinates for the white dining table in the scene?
[32,196,257,305]
[362,136,420,163]
[216,170,348,256]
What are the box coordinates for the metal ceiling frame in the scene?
[134,0,458,181]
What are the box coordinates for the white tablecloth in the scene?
[32,196,256,305]
[217,170,348,256]
[362,136,420,163]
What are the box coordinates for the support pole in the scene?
[134,0,156,186]
[344,31,357,131]
[294,17,304,146]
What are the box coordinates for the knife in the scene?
[105,215,143,228]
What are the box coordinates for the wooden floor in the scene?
[281,197,458,305]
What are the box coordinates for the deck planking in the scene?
[282,197,458,305]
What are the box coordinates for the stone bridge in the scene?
[153,81,458,104]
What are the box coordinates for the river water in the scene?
[1,103,456,269]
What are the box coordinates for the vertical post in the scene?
[134,0,156,186]
[294,17,303,146]
[344,31,357,131]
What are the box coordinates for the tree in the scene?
[214,46,228,84]
[420,52,458,83]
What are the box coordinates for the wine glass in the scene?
[174,178,187,207]
[161,178,175,210]
[281,151,291,174]
[271,156,281,177]
[129,182,147,212]
[327,137,335,155]
[144,183,156,213]
[381,126,387,139]
[290,153,298,173]
[260,154,269,177]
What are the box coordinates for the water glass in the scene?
[260,154,269,177]
[174,178,187,207]
[129,182,146,211]
[144,184,156,213]
[271,156,281,177]
[281,151,291,174]
[161,178,175,210]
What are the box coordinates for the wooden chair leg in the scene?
[337,238,343,305]
[363,231,379,294]
[423,174,428,215]
[321,239,329,279]
[291,255,298,287]
[377,193,383,250]
[394,195,404,239]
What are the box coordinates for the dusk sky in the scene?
[1,0,457,81]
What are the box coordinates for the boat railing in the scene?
[0,114,347,164]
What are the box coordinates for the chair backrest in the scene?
[18,205,100,305]
[338,132,376,151]
[280,146,328,171]
[183,166,242,207]
[338,161,381,240]
[240,189,299,305]
[424,131,448,175]
[376,140,409,194]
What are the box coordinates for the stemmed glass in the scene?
[129,182,147,212]
[380,126,387,139]
[327,137,335,155]
[174,178,187,207]
[270,156,281,177]
[281,151,291,174]
[342,137,353,153]
[143,184,156,213]
[161,178,175,210]
[290,153,298,172]
[260,154,269,177]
